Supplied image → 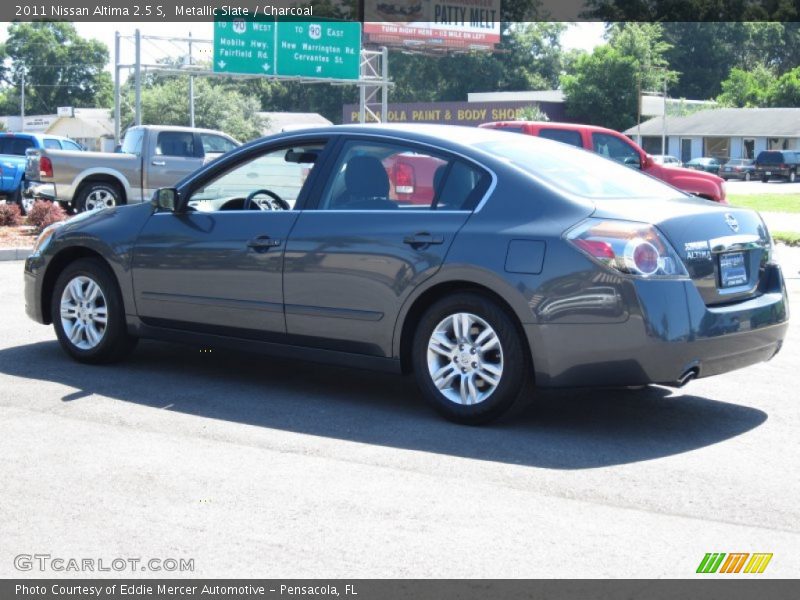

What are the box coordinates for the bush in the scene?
[0,202,23,227]
[26,200,67,231]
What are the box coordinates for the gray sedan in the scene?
[23,125,789,424]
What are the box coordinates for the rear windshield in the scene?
[0,137,35,156]
[477,137,683,200]
[539,128,583,148]
[757,151,786,164]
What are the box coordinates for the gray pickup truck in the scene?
[25,125,239,212]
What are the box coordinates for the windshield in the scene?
[0,137,35,156]
[757,152,783,165]
[477,138,684,200]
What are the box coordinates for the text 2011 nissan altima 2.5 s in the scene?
[24,125,789,424]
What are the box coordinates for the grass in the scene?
[728,194,800,213]
[773,231,800,246]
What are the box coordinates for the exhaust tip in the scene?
[675,368,699,388]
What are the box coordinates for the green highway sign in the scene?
[213,20,361,81]
[275,21,361,80]
[214,19,276,76]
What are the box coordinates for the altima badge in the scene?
[725,213,739,232]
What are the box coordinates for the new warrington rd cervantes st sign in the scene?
[214,19,361,80]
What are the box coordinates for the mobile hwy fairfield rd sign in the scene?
[213,19,362,80]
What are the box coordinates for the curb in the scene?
[0,248,32,262]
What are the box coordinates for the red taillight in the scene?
[779,163,788,169]
[629,240,660,276]
[573,239,614,259]
[393,162,415,195]
[40,156,53,178]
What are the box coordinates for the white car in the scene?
[651,154,683,167]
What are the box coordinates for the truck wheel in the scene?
[790,171,797,183]
[744,172,751,182]
[76,182,123,212]
[8,186,28,215]
[761,175,768,183]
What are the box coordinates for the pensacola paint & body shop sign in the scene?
[342,101,566,126]
[364,0,501,49]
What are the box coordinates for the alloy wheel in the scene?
[59,275,108,350]
[85,188,117,210]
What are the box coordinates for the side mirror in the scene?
[153,187,177,212]
[623,156,642,169]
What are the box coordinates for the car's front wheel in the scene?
[412,293,532,424]
[51,258,137,364]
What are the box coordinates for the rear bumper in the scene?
[23,181,57,203]
[755,168,793,179]
[527,265,789,388]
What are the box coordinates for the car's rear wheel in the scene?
[412,293,532,424]
[76,182,123,212]
[51,258,137,364]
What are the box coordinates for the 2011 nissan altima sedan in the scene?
[24,125,789,424]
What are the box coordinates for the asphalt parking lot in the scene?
[1,259,798,578]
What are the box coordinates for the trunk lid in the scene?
[592,196,772,306]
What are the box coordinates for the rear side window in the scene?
[121,129,144,155]
[43,138,61,150]
[539,128,583,148]
[61,140,82,151]
[156,131,196,157]
[0,137,35,156]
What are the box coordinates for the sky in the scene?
[2,22,606,74]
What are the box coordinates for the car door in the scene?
[146,130,205,194]
[282,138,491,357]
[132,140,327,338]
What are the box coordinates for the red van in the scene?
[479,121,727,204]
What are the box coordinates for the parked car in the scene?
[685,157,723,174]
[23,125,787,424]
[754,150,799,182]
[24,125,239,213]
[720,158,756,181]
[479,121,727,203]
[0,132,84,214]
[651,154,683,167]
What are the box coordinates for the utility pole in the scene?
[114,31,121,144]
[134,29,142,126]
[661,72,667,155]
[20,67,25,132]
[189,32,195,128]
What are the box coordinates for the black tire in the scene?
[8,185,26,215]
[761,175,768,183]
[411,293,533,425]
[51,258,137,364]
[76,181,123,213]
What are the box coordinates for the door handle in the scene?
[247,236,282,252]
[403,232,444,249]
[151,160,166,166]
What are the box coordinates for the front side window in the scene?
[200,134,238,155]
[188,144,323,211]
[157,131,195,157]
[318,141,486,211]
[592,132,641,167]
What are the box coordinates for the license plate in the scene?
[720,252,748,288]
[724,167,731,171]
[766,171,772,175]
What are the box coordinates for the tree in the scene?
[3,22,112,114]
[716,65,775,107]
[122,77,265,141]
[517,104,549,121]
[561,45,639,131]
[768,67,800,107]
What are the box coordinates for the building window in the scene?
[768,137,789,150]
[704,137,730,159]
[743,138,755,159]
